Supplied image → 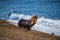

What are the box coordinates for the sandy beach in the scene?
[0,19,60,40]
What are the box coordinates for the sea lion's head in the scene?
[30,16,38,24]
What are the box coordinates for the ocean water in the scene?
[0,0,60,19]
[0,0,60,36]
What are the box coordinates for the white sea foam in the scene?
[7,12,60,36]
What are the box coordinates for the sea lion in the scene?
[18,16,38,30]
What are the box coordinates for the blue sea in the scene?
[0,0,60,36]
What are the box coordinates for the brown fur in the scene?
[18,16,38,30]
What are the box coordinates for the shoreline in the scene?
[0,19,60,40]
